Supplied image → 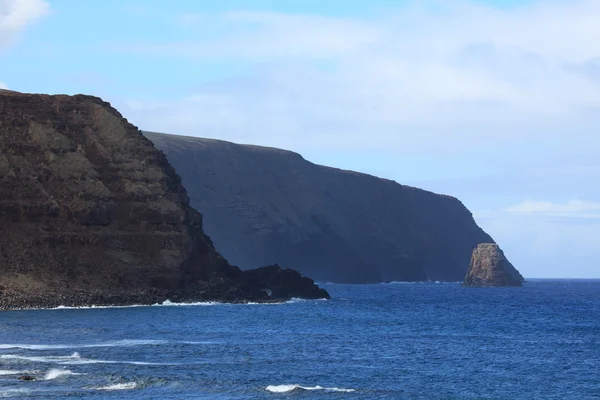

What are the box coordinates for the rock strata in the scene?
[0,91,328,309]
[463,243,524,287]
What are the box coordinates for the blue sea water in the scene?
[0,280,599,399]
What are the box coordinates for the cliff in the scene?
[0,91,328,309]
[145,131,497,283]
[463,243,524,287]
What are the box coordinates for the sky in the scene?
[1,0,599,278]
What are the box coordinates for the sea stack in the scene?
[463,243,524,287]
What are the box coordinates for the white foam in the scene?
[1,352,81,364]
[94,382,138,391]
[0,352,175,366]
[265,384,356,393]
[0,339,174,351]
[45,297,325,310]
[44,368,83,380]
[159,300,221,307]
[0,370,29,376]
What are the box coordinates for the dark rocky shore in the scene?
[0,91,328,310]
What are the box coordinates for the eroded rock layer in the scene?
[0,92,328,309]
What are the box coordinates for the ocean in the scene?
[0,280,598,399]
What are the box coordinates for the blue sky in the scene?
[1,0,599,278]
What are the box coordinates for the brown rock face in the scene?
[463,244,524,287]
[0,91,328,309]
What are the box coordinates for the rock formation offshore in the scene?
[463,244,524,287]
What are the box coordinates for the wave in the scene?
[265,384,355,393]
[93,382,138,391]
[0,339,168,351]
[48,297,325,310]
[0,389,33,398]
[382,281,462,285]
[0,370,36,376]
[0,352,177,366]
[44,368,83,380]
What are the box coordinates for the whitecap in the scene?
[93,382,138,391]
[45,297,325,310]
[0,370,31,376]
[1,352,81,364]
[265,384,355,393]
[0,339,168,351]
[44,368,83,380]
[0,352,176,366]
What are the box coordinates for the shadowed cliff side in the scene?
[145,131,496,283]
[0,92,328,309]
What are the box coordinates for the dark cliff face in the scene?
[145,131,496,283]
[0,92,328,309]
[463,244,524,287]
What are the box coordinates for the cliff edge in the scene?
[0,91,328,309]
[463,244,524,287]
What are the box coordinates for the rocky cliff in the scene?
[463,244,524,287]
[0,91,328,309]
[145,131,497,283]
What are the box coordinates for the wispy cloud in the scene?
[175,12,204,27]
[0,82,8,90]
[506,200,600,219]
[473,199,600,278]
[111,0,600,156]
[0,0,50,50]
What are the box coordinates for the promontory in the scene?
[145,131,503,283]
[0,91,329,309]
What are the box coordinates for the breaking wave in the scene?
[0,339,168,351]
[265,384,356,393]
[44,368,83,380]
[47,298,326,310]
[0,370,35,376]
[93,382,138,391]
[0,352,178,366]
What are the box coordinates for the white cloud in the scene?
[0,82,7,90]
[476,205,600,278]
[506,200,600,219]
[113,0,600,158]
[0,0,50,50]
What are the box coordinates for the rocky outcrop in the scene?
[463,244,524,287]
[0,91,328,309]
[145,131,497,283]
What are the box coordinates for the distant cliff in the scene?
[146,131,496,283]
[0,92,328,309]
